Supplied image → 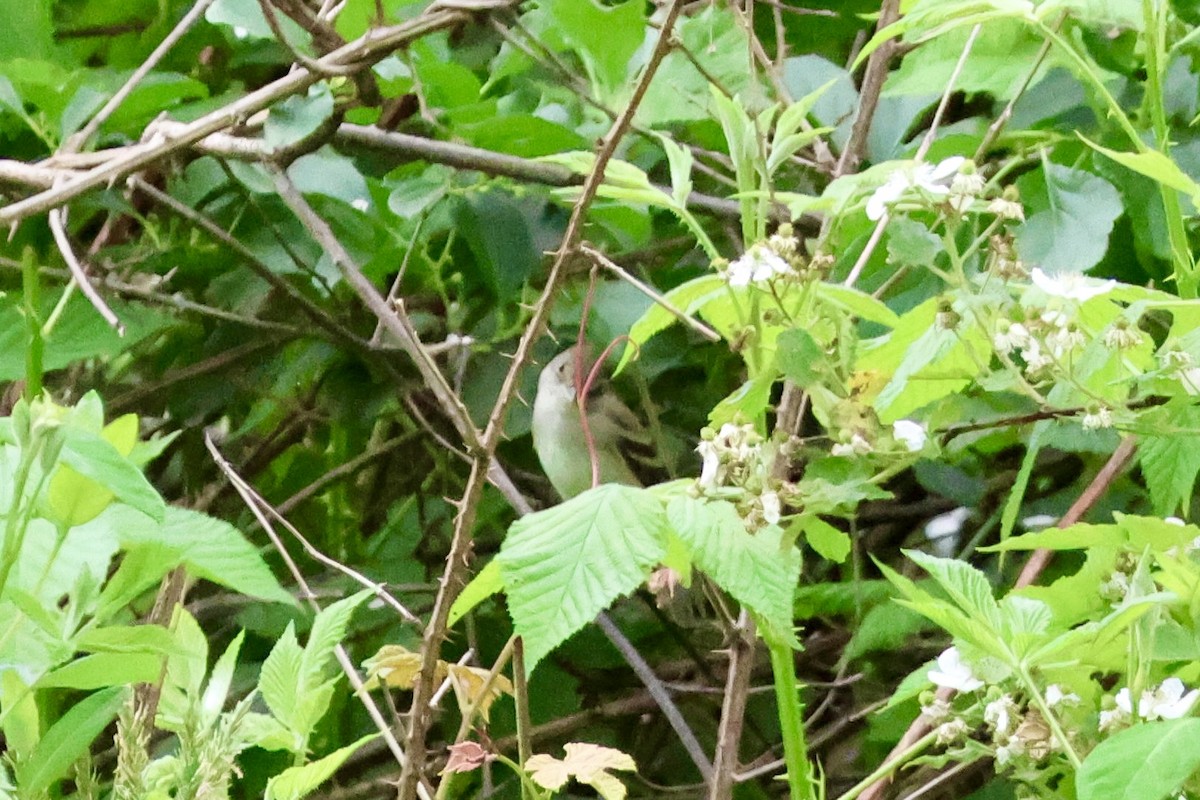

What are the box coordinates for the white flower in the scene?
[926,507,971,541]
[1166,516,1186,526]
[831,432,873,457]
[929,647,984,692]
[1139,678,1200,720]
[352,198,370,212]
[865,157,965,220]
[726,245,795,287]
[893,420,927,452]
[1030,268,1117,302]
[1081,406,1113,431]
[995,739,1026,766]
[697,440,722,490]
[993,321,1032,355]
[233,25,250,39]
[985,696,1019,737]
[1098,704,1130,733]
[987,196,1025,221]
[1045,684,1080,708]
[760,491,781,525]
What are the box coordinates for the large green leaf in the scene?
[16,686,128,795]
[265,734,378,800]
[1078,718,1200,800]
[1015,163,1123,273]
[57,428,165,523]
[498,485,667,670]
[111,506,293,604]
[544,0,644,101]
[667,497,801,642]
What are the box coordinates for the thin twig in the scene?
[836,0,902,176]
[842,23,982,289]
[709,610,756,800]
[596,613,714,780]
[0,6,475,224]
[47,207,124,333]
[581,245,720,342]
[396,2,690,795]
[69,0,220,151]
[204,432,435,800]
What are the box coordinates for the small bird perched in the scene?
[532,348,653,499]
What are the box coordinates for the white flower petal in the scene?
[1030,267,1117,301]
[928,647,984,692]
[893,420,927,452]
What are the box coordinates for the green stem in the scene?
[764,626,816,800]
[0,438,42,598]
[1017,664,1083,770]
[1142,0,1196,296]
[492,754,550,800]
[22,248,42,400]
[832,730,939,800]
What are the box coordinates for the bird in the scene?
[531,348,654,500]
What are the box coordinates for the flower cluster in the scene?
[722,225,817,287]
[1099,678,1200,732]
[992,269,1116,385]
[864,157,1025,222]
[695,423,783,526]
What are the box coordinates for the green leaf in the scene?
[708,373,775,428]
[905,550,1003,630]
[796,516,851,563]
[616,274,726,373]
[16,686,128,795]
[448,559,504,627]
[265,84,335,150]
[76,624,178,655]
[266,734,379,800]
[260,623,305,737]
[543,0,644,101]
[1138,401,1200,515]
[667,497,800,642]
[302,590,371,692]
[38,653,163,689]
[57,428,165,523]
[1077,718,1200,800]
[498,485,667,670]
[817,284,901,327]
[1080,134,1200,204]
[116,506,294,604]
[1015,163,1123,273]
[776,328,831,389]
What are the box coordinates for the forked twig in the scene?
[204,432,435,800]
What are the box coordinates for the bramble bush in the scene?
[6,1,1200,800]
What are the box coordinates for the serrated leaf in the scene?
[1077,718,1200,800]
[56,429,165,523]
[265,734,378,800]
[616,275,726,373]
[16,686,128,794]
[448,559,503,627]
[498,485,667,670]
[905,550,1003,630]
[1138,402,1200,515]
[302,590,370,693]
[260,623,304,734]
[667,497,800,642]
